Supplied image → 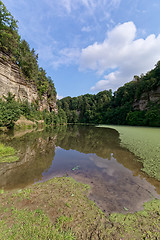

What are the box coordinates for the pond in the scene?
[0,125,160,214]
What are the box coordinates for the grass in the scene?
[0,208,75,240]
[97,125,160,181]
[0,143,19,163]
[0,177,160,239]
[108,200,160,239]
[0,125,160,239]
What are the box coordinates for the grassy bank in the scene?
[0,143,18,163]
[0,177,160,239]
[97,125,160,181]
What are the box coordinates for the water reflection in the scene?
[56,125,143,176]
[0,125,160,213]
[0,130,56,189]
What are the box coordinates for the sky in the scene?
[4,0,160,98]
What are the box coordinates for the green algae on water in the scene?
[97,125,160,180]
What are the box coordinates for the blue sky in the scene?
[4,0,160,98]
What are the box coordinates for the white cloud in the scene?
[81,26,92,32]
[44,0,121,16]
[57,94,63,100]
[58,0,97,13]
[80,21,160,91]
[61,0,72,13]
[51,48,80,69]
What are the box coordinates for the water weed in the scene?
[97,125,160,180]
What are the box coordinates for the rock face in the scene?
[0,52,57,112]
[133,86,160,110]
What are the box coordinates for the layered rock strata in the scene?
[0,52,57,112]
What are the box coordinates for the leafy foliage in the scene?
[1,2,160,127]
[0,93,66,128]
[0,1,19,56]
[0,1,56,102]
[0,93,21,128]
[44,108,67,126]
[57,90,113,124]
[58,63,160,127]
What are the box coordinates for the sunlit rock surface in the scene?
[0,52,57,112]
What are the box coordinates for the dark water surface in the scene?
[0,125,160,214]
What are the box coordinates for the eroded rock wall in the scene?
[0,52,57,112]
[133,86,160,110]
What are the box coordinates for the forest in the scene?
[0,1,67,128]
[0,1,160,128]
[0,2,160,239]
[0,92,67,128]
[58,62,160,127]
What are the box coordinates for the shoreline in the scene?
[97,124,160,181]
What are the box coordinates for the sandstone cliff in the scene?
[0,52,57,112]
[133,86,160,110]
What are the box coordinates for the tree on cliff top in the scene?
[0,1,57,103]
[0,1,20,56]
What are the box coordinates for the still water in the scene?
[0,125,160,213]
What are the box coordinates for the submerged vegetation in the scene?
[0,177,160,239]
